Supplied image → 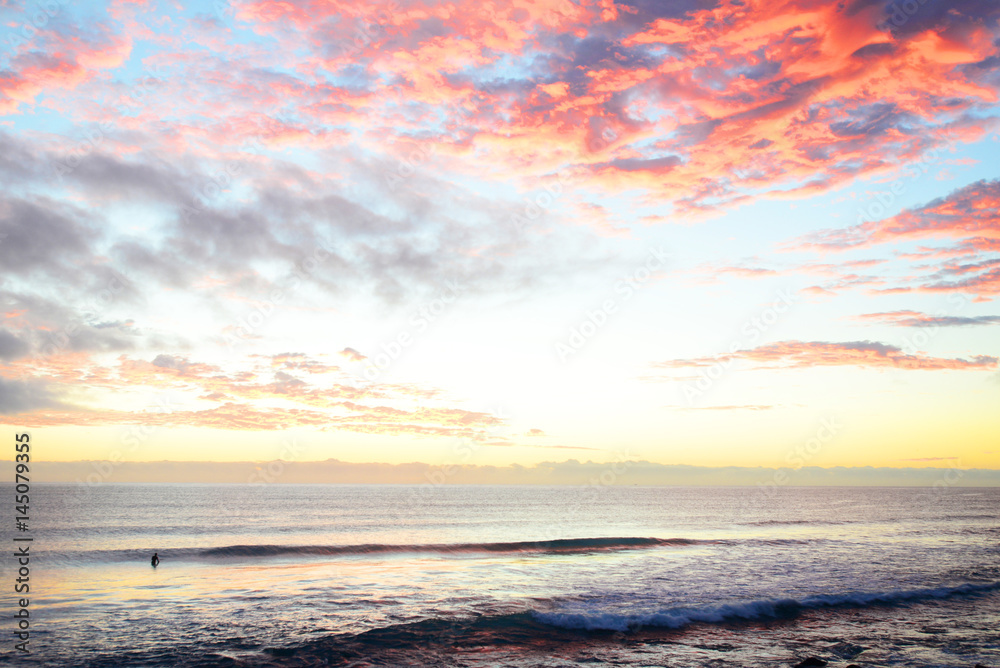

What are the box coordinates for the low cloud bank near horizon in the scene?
[4,459,996,487]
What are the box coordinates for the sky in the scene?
[0,0,998,483]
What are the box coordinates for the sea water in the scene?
[1,484,997,666]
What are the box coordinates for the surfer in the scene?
[151,552,160,567]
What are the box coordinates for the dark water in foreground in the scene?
[1,484,997,666]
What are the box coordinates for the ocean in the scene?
[1,483,997,666]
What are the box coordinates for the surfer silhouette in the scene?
[151,553,160,567]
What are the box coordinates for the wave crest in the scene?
[198,536,700,559]
[533,581,1000,632]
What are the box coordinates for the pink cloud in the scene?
[791,180,1000,297]
[1,30,132,113]
[19,0,995,225]
[852,311,1000,327]
[655,340,997,371]
[799,179,1000,251]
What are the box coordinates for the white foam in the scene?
[533,582,1000,632]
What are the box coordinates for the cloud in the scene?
[264,353,342,375]
[669,404,776,411]
[802,286,837,298]
[6,402,333,430]
[339,347,367,362]
[0,196,100,280]
[151,354,191,371]
[0,352,508,439]
[8,459,1000,486]
[0,289,144,359]
[0,128,615,312]
[0,377,69,415]
[654,340,998,371]
[0,329,30,360]
[1,398,504,438]
[853,311,1000,327]
[6,0,995,228]
[1,27,132,113]
[787,178,1000,299]
[2,0,999,466]
[799,179,1000,252]
[705,265,780,280]
[899,456,959,462]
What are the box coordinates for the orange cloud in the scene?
[791,179,1000,297]
[801,179,1000,251]
[0,352,505,438]
[50,0,995,226]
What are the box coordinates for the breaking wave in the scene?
[534,581,1000,631]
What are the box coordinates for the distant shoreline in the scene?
[1,459,996,486]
